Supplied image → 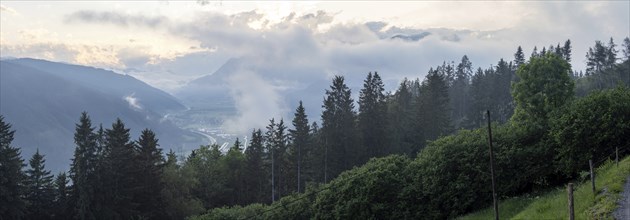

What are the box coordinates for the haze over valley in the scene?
[1,1,629,219]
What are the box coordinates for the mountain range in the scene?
[0,58,206,173]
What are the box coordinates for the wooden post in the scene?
[589,159,595,195]
[617,147,619,167]
[568,183,574,220]
[486,110,499,220]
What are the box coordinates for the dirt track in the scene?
[614,176,630,220]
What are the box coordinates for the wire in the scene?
[593,146,628,167]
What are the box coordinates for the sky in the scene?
[1,1,629,133]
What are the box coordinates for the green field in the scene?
[458,156,630,220]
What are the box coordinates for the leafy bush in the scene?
[552,86,630,178]
[313,155,412,219]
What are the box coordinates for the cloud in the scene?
[0,4,18,15]
[64,10,168,28]
[117,47,152,68]
[124,93,143,110]
[0,42,122,68]
[3,3,629,135]
[222,69,288,134]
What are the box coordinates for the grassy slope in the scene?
[458,156,630,220]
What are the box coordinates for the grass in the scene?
[457,196,536,220]
[458,156,630,220]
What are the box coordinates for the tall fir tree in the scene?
[25,149,55,220]
[586,40,609,75]
[289,101,310,193]
[101,119,140,219]
[606,37,618,68]
[514,46,525,67]
[307,121,326,183]
[321,76,358,180]
[563,39,572,62]
[265,119,289,199]
[264,119,278,202]
[622,37,630,62]
[160,150,204,219]
[415,69,452,147]
[531,46,539,58]
[224,139,246,205]
[386,78,415,155]
[69,112,99,220]
[358,72,387,160]
[0,115,27,219]
[244,129,266,203]
[53,172,71,220]
[450,56,473,129]
[134,129,165,219]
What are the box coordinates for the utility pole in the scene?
[298,142,301,193]
[487,110,499,220]
[271,145,275,202]
[324,137,328,183]
[568,183,574,220]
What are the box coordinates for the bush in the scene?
[313,155,412,219]
[552,86,630,178]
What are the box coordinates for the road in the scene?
[614,176,630,220]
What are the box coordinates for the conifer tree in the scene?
[161,150,204,219]
[265,119,278,202]
[358,72,387,160]
[531,46,539,58]
[321,76,358,179]
[134,129,165,219]
[514,46,525,67]
[224,139,246,205]
[244,129,265,203]
[450,56,473,129]
[586,40,609,75]
[53,172,70,220]
[387,78,414,155]
[69,112,98,220]
[622,37,630,62]
[289,101,310,193]
[415,69,452,147]
[308,121,325,183]
[25,149,55,219]
[563,39,572,62]
[265,119,292,201]
[607,37,618,68]
[0,115,27,219]
[101,118,139,219]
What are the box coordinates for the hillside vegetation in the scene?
[192,85,630,219]
[459,156,630,219]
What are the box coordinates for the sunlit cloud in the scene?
[0,4,18,15]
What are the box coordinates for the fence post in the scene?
[589,159,595,195]
[486,110,499,220]
[617,147,619,167]
[568,183,574,220]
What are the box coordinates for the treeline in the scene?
[194,39,630,219]
[0,37,629,220]
[0,115,170,219]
